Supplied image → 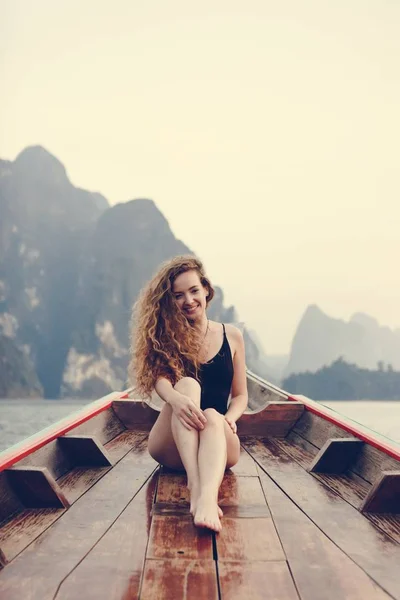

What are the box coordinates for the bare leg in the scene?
[147,380,238,522]
[170,377,202,515]
[194,408,239,533]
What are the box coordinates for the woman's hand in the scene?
[224,416,237,434]
[168,392,207,431]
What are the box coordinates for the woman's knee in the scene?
[175,376,200,389]
[174,376,201,396]
[203,408,224,427]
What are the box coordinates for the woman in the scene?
[129,255,248,532]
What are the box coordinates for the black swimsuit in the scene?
[198,323,234,414]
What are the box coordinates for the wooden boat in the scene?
[0,371,399,599]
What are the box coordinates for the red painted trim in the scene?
[286,393,400,462]
[0,390,131,473]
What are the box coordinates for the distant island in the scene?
[284,305,400,378]
[282,358,400,401]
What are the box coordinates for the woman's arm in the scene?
[155,377,180,404]
[224,326,248,431]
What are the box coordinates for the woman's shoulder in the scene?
[224,322,244,341]
[209,321,244,347]
[224,323,245,361]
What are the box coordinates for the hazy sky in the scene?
[1,0,399,354]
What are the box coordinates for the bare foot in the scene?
[190,492,223,519]
[194,497,222,532]
[188,485,223,519]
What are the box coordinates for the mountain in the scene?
[285,305,400,376]
[0,333,43,398]
[0,146,109,398]
[0,146,272,398]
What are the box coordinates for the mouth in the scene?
[184,305,199,316]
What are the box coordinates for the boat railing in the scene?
[0,390,130,472]
[247,368,400,461]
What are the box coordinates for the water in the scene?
[0,398,399,454]
[320,400,400,445]
[0,399,91,452]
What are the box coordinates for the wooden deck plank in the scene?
[286,429,319,456]
[229,445,258,476]
[0,508,65,566]
[257,466,392,600]
[310,471,369,508]
[141,559,218,600]
[215,516,285,561]
[0,429,144,565]
[104,430,147,463]
[57,466,111,504]
[56,471,158,600]
[146,515,213,560]
[152,503,270,519]
[367,514,400,544]
[218,472,268,508]
[156,470,188,505]
[0,435,157,600]
[275,433,316,467]
[218,561,299,600]
[156,466,266,509]
[243,437,400,600]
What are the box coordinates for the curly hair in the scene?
[129,255,215,399]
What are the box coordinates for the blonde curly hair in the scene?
[129,255,215,398]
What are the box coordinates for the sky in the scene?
[1,0,399,354]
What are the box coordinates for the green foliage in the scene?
[282,357,400,400]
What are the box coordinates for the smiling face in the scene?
[172,269,209,322]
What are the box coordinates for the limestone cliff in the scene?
[285,305,400,376]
